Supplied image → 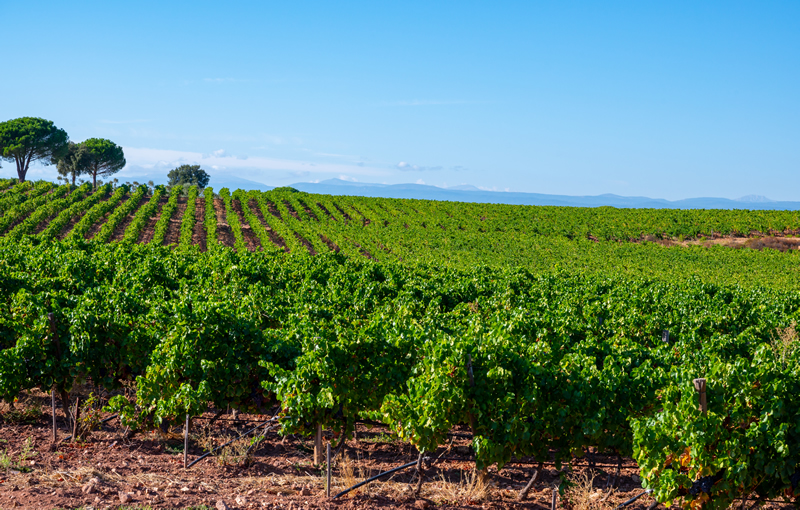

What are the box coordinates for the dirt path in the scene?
[231,198,261,252]
[56,192,113,240]
[213,198,236,248]
[164,197,187,246]
[249,199,287,252]
[138,195,168,244]
[192,198,207,251]
[109,196,149,243]
[86,193,129,240]
[0,390,733,510]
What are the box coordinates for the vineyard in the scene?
[1,179,800,509]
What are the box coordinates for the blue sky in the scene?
[2,1,799,200]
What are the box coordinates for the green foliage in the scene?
[81,138,125,188]
[0,117,69,182]
[168,164,210,188]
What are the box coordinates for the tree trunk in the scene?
[16,155,26,183]
[92,169,97,189]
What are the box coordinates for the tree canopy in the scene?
[82,138,126,188]
[56,142,91,185]
[167,164,210,188]
[0,117,69,182]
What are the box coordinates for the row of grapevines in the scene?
[40,184,112,240]
[0,182,66,234]
[121,185,165,244]
[6,184,91,240]
[65,185,129,241]
[219,188,246,252]
[151,186,181,245]
[93,185,147,243]
[178,185,199,248]
[204,187,217,247]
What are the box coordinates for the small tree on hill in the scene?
[82,138,126,189]
[167,164,210,188]
[56,141,91,185]
[0,117,69,182]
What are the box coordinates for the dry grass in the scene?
[564,470,615,510]
[772,322,798,368]
[427,468,489,504]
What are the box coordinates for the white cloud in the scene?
[121,147,388,178]
[338,174,358,182]
[416,179,426,185]
[396,161,443,172]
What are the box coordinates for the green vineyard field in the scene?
[1,179,799,508]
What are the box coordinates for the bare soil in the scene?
[85,193,129,241]
[282,200,300,220]
[332,202,352,222]
[294,232,317,255]
[138,196,168,244]
[109,196,149,243]
[297,199,319,221]
[315,202,336,220]
[56,191,113,240]
[213,199,236,248]
[231,199,261,252]
[164,198,187,247]
[249,199,288,252]
[3,390,771,510]
[266,201,282,220]
[192,198,207,251]
[319,234,340,253]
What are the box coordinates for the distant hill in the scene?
[290,179,800,210]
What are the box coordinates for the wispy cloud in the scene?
[121,147,389,178]
[395,161,443,172]
[382,99,487,106]
[98,119,151,124]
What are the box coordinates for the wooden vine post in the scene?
[72,397,81,441]
[693,378,707,414]
[662,330,670,343]
[326,442,332,497]
[184,414,190,468]
[551,486,558,510]
[314,423,323,465]
[48,313,57,442]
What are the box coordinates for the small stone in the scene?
[181,487,191,493]
[216,500,231,510]
[247,489,256,495]
[121,461,129,468]
[236,495,248,505]
[415,500,430,510]
[82,482,96,494]
[299,487,312,496]
[119,491,133,504]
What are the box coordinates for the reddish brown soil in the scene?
[315,202,336,220]
[164,198,187,247]
[213,199,236,248]
[294,233,317,255]
[297,199,319,221]
[266,200,282,220]
[319,234,340,253]
[109,196,149,243]
[2,391,767,510]
[283,200,300,220]
[332,203,352,222]
[85,193,129,240]
[192,198,207,251]
[138,196,168,244]
[231,199,261,252]
[249,199,288,252]
[56,191,114,240]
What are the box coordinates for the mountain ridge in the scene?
[287,179,800,211]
